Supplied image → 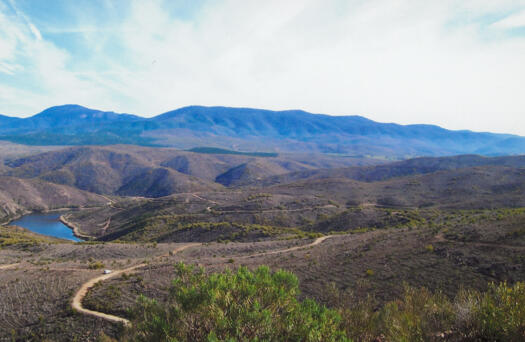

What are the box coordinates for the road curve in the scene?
[71,236,332,326]
[0,263,19,270]
[242,235,332,258]
[71,243,199,326]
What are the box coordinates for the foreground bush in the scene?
[455,282,525,341]
[125,264,525,342]
[334,282,525,342]
[126,263,348,341]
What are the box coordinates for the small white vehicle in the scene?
[103,269,112,274]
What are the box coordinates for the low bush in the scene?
[88,261,105,270]
[336,282,525,342]
[455,282,525,341]
[126,264,348,341]
[125,264,525,342]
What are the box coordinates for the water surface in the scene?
[9,212,81,242]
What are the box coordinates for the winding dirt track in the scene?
[242,235,331,258]
[0,263,19,270]
[191,193,218,204]
[71,243,199,326]
[71,236,332,326]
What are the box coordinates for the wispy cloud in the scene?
[27,23,42,40]
[491,10,525,29]
[0,0,524,135]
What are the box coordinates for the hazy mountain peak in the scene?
[35,104,98,117]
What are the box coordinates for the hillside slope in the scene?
[268,165,525,209]
[3,146,368,197]
[4,146,221,197]
[64,163,525,242]
[0,177,106,222]
[253,154,525,187]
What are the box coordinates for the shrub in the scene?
[124,263,525,342]
[455,282,525,341]
[376,285,455,342]
[88,261,105,270]
[126,263,348,341]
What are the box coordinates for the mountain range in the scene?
[1,104,524,157]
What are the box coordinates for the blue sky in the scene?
[0,0,525,135]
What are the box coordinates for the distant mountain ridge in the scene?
[0,105,141,132]
[0,104,524,157]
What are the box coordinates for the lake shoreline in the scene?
[8,211,86,242]
[59,214,92,241]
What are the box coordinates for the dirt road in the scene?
[243,235,332,258]
[71,236,332,326]
[71,243,199,326]
[0,263,19,270]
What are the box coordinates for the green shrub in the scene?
[124,263,525,342]
[126,263,348,341]
[376,286,455,342]
[88,261,105,270]
[455,282,525,341]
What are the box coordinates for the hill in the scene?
[252,154,525,187]
[268,165,525,209]
[3,146,221,197]
[63,162,525,242]
[4,146,524,198]
[0,176,106,222]
[0,105,524,157]
[2,145,369,197]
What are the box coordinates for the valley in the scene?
[0,142,524,340]
[3,0,525,338]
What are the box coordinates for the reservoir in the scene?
[9,212,81,242]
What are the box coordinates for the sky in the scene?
[0,0,525,135]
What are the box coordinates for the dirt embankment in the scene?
[60,214,92,240]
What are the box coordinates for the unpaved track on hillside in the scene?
[243,235,332,258]
[212,205,337,215]
[191,193,218,204]
[0,263,19,270]
[71,243,199,326]
[71,236,332,326]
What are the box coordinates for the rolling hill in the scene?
[63,162,525,242]
[3,146,221,197]
[3,146,524,198]
[1,145,368,197]
[0,176,106,222]
[1,105,524,157]
[267,165,525,209]
[251,154,525,187]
